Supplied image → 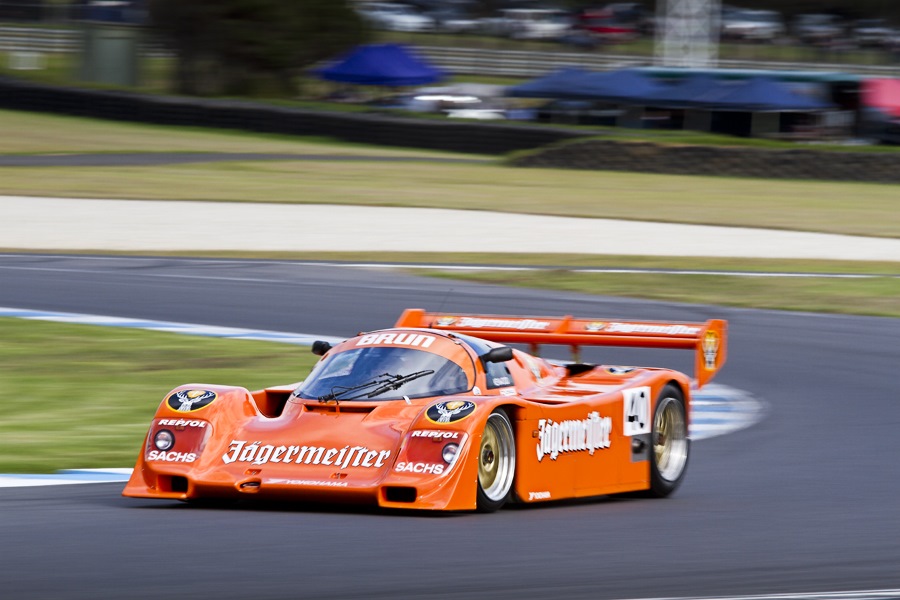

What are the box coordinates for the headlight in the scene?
[154,430,175,451]
[442,443,459,464]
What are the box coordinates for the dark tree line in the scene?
[148,0,370,96]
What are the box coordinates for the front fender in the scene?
[122,384,258,499]
[378,397,527,510]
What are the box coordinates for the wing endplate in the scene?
[395,309,727,388]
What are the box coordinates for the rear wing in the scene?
[395,309,727,388]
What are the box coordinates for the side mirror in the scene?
[482,347,513,363]
[311,341,332,356]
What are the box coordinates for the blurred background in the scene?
[1,0,900,142]
[2,5,900,598]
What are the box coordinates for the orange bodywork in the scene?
[123,309,727,511]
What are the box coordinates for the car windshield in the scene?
[295,346,471,401]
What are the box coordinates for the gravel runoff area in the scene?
[4,195,900,260]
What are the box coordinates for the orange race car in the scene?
[123,309,727,512]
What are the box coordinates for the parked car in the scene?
[721,9,785,42]
[793,14,844,45]
[427,8,479,33]
[604,2,653,34]
[574,7,639,43]
[356,2,435,32]
[852,19,894,48]
[482,8,572,41]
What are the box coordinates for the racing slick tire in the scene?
[648,384,689,497]
[476,409,516,512]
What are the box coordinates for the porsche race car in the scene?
[123,309,727,511]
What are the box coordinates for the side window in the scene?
[485,361,513,389]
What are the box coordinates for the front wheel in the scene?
[476,409,516,512]
[648,384,689,497]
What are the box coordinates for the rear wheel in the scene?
[476,409,516,512]
[649,384,689,497]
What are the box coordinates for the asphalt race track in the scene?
[2,254,899,600]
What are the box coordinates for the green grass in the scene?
[0,109,479,157]
[2,110,899,240]
[3,158,898,238]
[0,318,320,473]
[422,268,900,318]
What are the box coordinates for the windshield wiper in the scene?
[317,373,395,403]
[361,370,435,400]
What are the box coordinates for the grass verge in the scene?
[2,111,900,238]
[421,268,900,318]
[0,318,319,473]
[2,160,898,238]
[0,109,482,157]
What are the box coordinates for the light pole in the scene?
[655,0,721,68]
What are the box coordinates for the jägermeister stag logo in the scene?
[167,389,217,412]
[426,400,476,424]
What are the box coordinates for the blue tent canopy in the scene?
[575,69,668,102]
[315,44,445,87]
[505,68,595,98]
[690,77,833,111]
[507,68,667,101]
[644,74,735,108]
[507,69,832,112]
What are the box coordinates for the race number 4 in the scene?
[623,387,651,436]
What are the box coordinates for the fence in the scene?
[3,25,900,77]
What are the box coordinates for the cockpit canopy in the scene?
[294,342,473,402]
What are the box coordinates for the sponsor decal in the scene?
[147,450,197,463]
[436,316,457,326]
[703,330,720,370]
[167,389,217,412]
[455,317,550,331]
[356,332,435,348]
[492,376,512,387]
[536,412,612,462]
[623,387,651,436]
[528,491,551,501]
[607,322,701,335]
[394,461,445,475]
[157,418,207,428]
[426,400,476,424]
[222,441,391,469]
[265,478,349,488]
[472,386,482,396]
[500,388,518,396]
[605,366,636,375]
[410,430,461,439]
[584,322,606,332]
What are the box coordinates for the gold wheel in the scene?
[477,410,515,510]
[653,395,688,484]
